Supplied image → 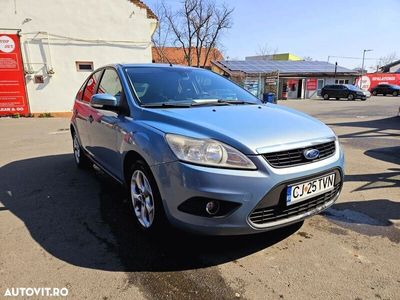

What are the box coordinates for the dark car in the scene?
[321,84,367,101]
[371,84,400,96]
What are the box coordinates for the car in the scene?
[70,64,344,235]
[321,84,367,101]
[363,90,371,98]
[371,84,400,96]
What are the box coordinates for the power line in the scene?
[327,55,378,62]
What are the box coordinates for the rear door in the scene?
[380,85,389,94]
[330,85,339,98]
[87,68,124,176]
[74,70,103,150]
[339,85,348,98]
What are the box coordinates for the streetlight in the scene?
[360,49,373,88]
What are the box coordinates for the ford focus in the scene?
[70,64,344,235]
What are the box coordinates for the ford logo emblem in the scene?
[303,149,320,160]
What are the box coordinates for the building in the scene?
[245,53,302,61]
[211,60,359,99]
[378,59,400,73]
[0,0,157,116]
[152,47,223,69]
[356,60,400,91]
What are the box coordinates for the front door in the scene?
[75,70,103,151]
[87,68,124,176]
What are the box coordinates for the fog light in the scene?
[205,200,220,215]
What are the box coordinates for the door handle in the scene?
[88,115,94,123]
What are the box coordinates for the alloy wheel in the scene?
[130,170,155,228]
[73,135,81,164]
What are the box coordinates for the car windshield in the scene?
[125,67,260,106]
[389,84,400,88]
[344,84,362,91]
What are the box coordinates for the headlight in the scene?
[165,134,257,170]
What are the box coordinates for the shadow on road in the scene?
[326,199,400,227]
[345,168,400,192]
[0,154,301,272]
[323,199,400,243]
[364,146,400,165]
[327,116,400,139]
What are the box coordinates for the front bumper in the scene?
[151,142,345,235]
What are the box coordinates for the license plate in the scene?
[286,173,335,205]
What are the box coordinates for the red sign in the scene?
[306,78,317,90]
[0,34,29,116]
[356,73,400,91]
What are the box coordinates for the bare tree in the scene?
[256,43,278,58]
[151,1,173,64]
[378,52,398,67]
[302,56,313,61]
[162,0,233,67]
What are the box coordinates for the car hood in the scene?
[139,104,335,155]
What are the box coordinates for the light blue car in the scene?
[70,64,344,235]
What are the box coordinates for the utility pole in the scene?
[334,62,337,80]
[360,49,373,88]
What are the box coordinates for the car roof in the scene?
[117,63,202,70]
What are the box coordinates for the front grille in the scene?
[249,182,341,225]
[262,141,336,168]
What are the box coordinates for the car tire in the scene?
[323,94,329,100]
[336,97,340,100]
[73,132,92,169]
[393,91,398,97]
[372,90,377,96]
[383,94,386,96]
[128,160,167,233]
[347,94,354,101]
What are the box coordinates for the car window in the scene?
[125,67,259,105]
[97,69,123,100]
[82,70,103,102]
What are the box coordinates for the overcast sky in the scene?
[145,0,400,70]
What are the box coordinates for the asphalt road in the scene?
[0,96,399,299]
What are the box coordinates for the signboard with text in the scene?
[244,78,260,97]
[0,34,29,115]
[356,73,400,91]
[306,78,317,90]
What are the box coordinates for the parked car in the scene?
[371,84,400,96]
[71,64,344,235]
[321,84,367,101]
[363,90,371,98]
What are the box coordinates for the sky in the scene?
[145,0,400,70]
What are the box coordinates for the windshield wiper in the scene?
[217,100,257,105]
[190,99,257,107]
[141,102,192,108]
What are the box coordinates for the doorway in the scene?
[297,79,302,98]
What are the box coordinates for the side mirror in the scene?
[90,93,118,109]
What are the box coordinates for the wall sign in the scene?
[0,34,29,115]
[306,78,317,90]
[356,73,400,91]
[244,78,260,96]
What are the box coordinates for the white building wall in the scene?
[0,0,157,113]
